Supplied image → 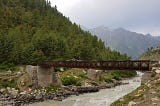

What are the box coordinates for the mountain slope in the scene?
[139,47,160,61]
[89,26,160,59]
[0,0,129,65]
[145,34,160,41]
[154,36,160,41]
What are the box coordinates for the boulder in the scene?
[155,74,160,79]
[87,69,102,80]
[155,69,160,74]
[76,86,99,93]
[151,97,159,102]
[128,101,136,106]
[52,72,62,87]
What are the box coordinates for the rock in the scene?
[134,94,141,97]
[152,103,157,105]
[60,68,64,72]
[155,74,160,79]
[7,87,11,91]
[122,82,129,85]
[0,88,6,93]
[150,91,156,94]
[35,94,43,100]
[119,97,124,102]
[152,67,157,71]
[73,75,78,78]
[20,91,27,95]
[34,90,37,93]
[10,88,18,96]
[17,71,22,75]
[147,83,151,87]
[151,97,159,102]
[76,86,99,93]
[155,70,160,74]
[52,72,62,87]
[128,101,136,106]
[83,82,92,87]
[138,89,143,93]
[87,69,102,80]
[28,88,32,92]
[54,97,62,101]
[83,70,87,74]
[19,66,26,72]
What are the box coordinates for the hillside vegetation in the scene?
[0,0,129,65]
[139,47,160,61]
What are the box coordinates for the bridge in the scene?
[38,60,157,71]
[25,60,157,87]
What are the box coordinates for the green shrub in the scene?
[46,84,58,93]
[111,70,137,80]
[79,74,87,79]
[112,75,121,80]
[0,79,17,88]
[54,68,61,72]
[90,81,98,86]
[62,76,81,86]
[0,64,17,73]
[151,71,156,77]
[104,78,113,83]
[75,81,82,86]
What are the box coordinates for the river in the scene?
[29,71,143,106]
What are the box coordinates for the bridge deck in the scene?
[38,60,156,71]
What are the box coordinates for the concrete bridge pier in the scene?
[24,65,61,88]
[37,66,62,87]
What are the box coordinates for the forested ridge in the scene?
[0,0,129,65]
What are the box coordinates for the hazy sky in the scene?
[49,0,160,36]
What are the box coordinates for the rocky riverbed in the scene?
[0,81,123,106]
[28,72,143,106]
[0,67,139,106]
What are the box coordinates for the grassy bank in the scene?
[0,64,19,89]
[111,84,149,106]
[0,64,18,73]
[58,69,137,87]
[111,72,160,106]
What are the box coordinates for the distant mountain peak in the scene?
[114,27,129,32]
[91,26,110,31]
[89,26,160,59]
[145,33,152,37]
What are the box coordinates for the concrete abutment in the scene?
[24,65,61,88]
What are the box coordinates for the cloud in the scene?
[49,0,160,35]
[49,0,82,12]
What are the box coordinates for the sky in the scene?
[49,0,160,36]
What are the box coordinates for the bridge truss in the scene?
[38,60,156,71]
